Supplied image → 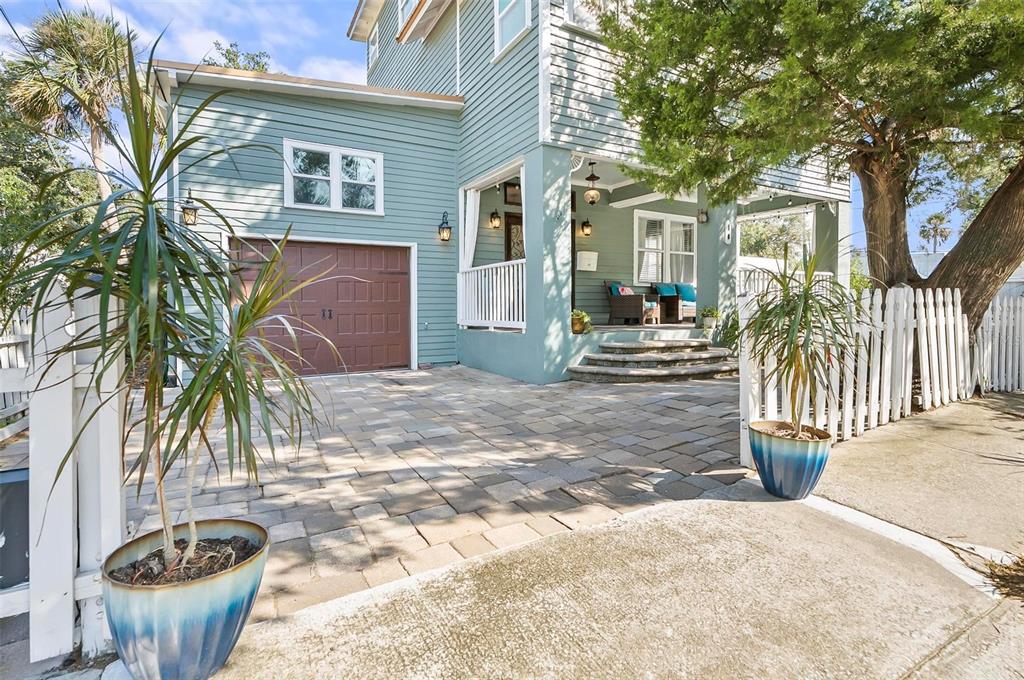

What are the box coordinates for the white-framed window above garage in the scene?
[566,0,612,32]
[633,210,696,285]
[398,0,414,27]
[493,0,531,60]
[283,139,384,215]
[367,22,379,69]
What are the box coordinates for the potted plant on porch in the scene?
[700,306,720,331]
[571,308,592,334]
[740,248,860,500]
[4,47,331,679]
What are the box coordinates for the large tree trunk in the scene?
[926,157,1024,330]
[850,152,921,289]
[89,126,113,203]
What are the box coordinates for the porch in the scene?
[454,146,851,384]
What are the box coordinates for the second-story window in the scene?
[567,0,617,33]
[493,0,531,60]
[284,139,384,215]
[367,22,379,69]
[398,0,413,26]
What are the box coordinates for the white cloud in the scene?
[0,22,32,60]
[295,56,366,85]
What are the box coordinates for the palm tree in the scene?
[6,9,132,202]
[919,213,953,254]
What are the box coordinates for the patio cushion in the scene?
[654,283,677,296]
[644,300,659,309]
[608,282,623,296]
[675,283,697,302]
[618,286,635,295]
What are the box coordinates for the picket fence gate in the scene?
[0,289,125,662]
[739,285,1022,468]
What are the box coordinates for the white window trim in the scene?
[283,139,385,216]
[737,205,817,254]
[632,210,697,287]
[367,22,380,71]
[398,0,412,28]
[492,0,532,63]
[564,0,603,35]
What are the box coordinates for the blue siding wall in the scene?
[366,0,459,95]
[457,0,539,183]
[171,85,461,366]
[546,0,850,201]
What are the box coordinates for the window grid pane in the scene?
[292,149,330,177]
[293,177,330,206]
[637,250,662,283]
[342,155,376,183]
[341,183,376,210]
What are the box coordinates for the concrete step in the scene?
[567,361,739,383]
[583,348,732,368]
[598,339,711,355]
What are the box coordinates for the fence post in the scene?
[28,288,76,662]
[74,294,126,656]
[737,293,755,469]
[867,289,882,429]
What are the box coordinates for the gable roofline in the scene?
[397,0,455,43]
[348,0,386,41]
[152,61,463,110]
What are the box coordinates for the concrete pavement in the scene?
[815,393,1024,554]
[210,482,1009,680]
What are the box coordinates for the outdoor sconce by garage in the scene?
[489,210,502,229]
[580,219,593,237]
[181,188,199,226]
[438,211,452,242]
[696,208,709,224]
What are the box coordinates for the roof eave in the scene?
[348,0,387,41]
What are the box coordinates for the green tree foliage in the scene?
[6,9,132,202]
[919,213,952,254]
[0,64,99,318]
[202,40,271,72]
[602,0,1024,327]
[740,215,807,259]
[849,250,872,298]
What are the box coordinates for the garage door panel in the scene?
[234,239,410,374]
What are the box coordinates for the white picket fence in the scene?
[975,295,1024,392]
[739,285,1021,468]
[0,308,32,440]
[0,289,125,662]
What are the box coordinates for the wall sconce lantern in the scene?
[438,211,452,242]
[580,219,593,237]
[181,188,199,226]
[583,161,601,206]
[696,208,709,224]
[489,210,502,229]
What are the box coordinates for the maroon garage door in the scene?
[236,239,411,375]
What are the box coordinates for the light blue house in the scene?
[155,0,850,384]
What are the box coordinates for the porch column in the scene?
[814,200,852,287]
[696,186,739,315]
[522,144,573,381]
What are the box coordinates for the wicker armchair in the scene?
[605,281,661,325]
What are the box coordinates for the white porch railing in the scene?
[458,259,527,330]
[738,266,834,295]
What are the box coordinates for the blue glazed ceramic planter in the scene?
[102,519,269,680]
[749,421,832,500]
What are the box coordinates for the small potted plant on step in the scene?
[700,306,721,331]
[6,47,331,679]
[740,248,860,500]
[571,308,592,334]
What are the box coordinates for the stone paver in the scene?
[131,366,741,620]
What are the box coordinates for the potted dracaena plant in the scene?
[4,43,337,680]
[740,247,861,500]
[571,308,592,334]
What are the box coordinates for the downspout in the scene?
[455,0,462,95]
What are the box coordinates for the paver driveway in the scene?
[129,366,744,619]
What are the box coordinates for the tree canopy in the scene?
[202,41,271,72]
[603,0,1024,326]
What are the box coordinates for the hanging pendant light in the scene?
[583,162,601,206]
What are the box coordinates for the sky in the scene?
[2,0,967,253]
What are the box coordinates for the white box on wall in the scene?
[576,251,598,271]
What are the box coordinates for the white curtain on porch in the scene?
[518,165,527,254]
[461,188,480,272]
